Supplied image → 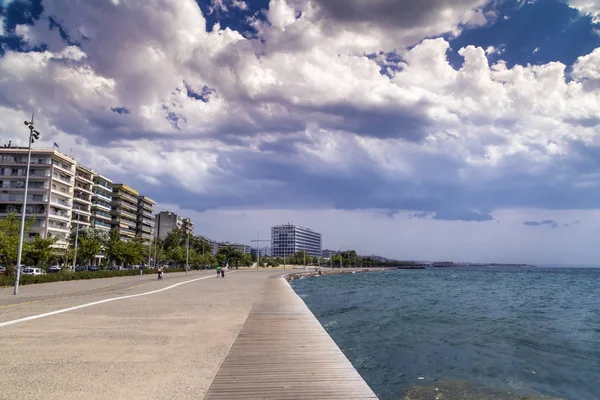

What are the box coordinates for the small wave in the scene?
[323,320,338,329]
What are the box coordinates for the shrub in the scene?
[0,269,155,287]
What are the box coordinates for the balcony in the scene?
[117,192,138,204]
[51,184,72,196]
[113,200,137,212]
[52,161,74,174]
[75,184,93,194]
[1,182,48,190]
[1,156,51,165]
[0,194,47,202]
[2,169,51,178]
[93,191,111,202]
[92,220,112,229]
[51,198,71,209]
[93,210,112,220]
[49,210,70,220]
[73,194,92,204]
[52,173,72,184]
[139,202,153,211]
[76,173,94,184]
[140,209,153,218]
[92,202,111,212]
[94,182,112,192]
[48,222,71,232]
[119,209,138,220]
[73,207,91,216]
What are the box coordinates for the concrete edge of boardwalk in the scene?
[204,272,379,399]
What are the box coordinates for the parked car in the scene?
[46,266,61,273]
[21,267,45,276]
[87,266,100,272]
[108,265,119,271]
[75,266,85,272]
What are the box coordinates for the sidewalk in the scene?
[0,270,282,400]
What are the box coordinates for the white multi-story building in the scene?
[91,174,113,231]
[0,148,76,248]
[72,164,93,229]
[271,224,322,258]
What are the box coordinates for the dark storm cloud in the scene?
[524,220,559,229]
[312,0,487,29]
[315,102,433,141]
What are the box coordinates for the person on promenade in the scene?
[157,266,163,280]
[221,267,225,278]
[216,265,222,278]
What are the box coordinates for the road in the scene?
[0,270,283,400]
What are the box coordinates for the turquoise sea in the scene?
[291,268,600,400]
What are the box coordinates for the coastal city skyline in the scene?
[1,0,600,265]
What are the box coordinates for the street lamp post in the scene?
[185,231,189,273]
[153,231,158,268]
[72,212,81,271]
[14,114,40,295]
[250,233,269,271]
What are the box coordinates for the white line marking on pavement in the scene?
[0,273,228,328]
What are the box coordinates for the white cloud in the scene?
[210,0,248,13]
[0,0,600,262]
[567,0,600,23]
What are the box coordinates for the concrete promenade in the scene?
[0,268,377,399]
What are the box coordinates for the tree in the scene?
[166,246,186,266]
[122,237,147,265]
[0,213,34,266]
[105,230,125,265]
[77,237,103,266]
[69,227,109,246]
[28,236,57,267]
[216,246,244,267]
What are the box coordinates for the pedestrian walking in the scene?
[216,265,222,278]
[221,268,225,278]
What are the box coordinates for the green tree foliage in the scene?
[77,237,103,266]
[105,230,125,265]
[217,246,245,268]
[28,236,57,267]
[284,250,311,265]
[0,213,34,265]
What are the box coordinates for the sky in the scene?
[1,0,600,264]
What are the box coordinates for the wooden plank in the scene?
[204,275,378,399]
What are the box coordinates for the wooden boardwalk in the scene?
[204,275,378,399]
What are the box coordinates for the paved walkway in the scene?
[0,270,279,400]
[204,275,377,399]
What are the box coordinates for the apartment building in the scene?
[136,196,155,243]
[72,164,93,229]
[154,211,193,240]
[91,174,112,231]
[251,246,272,258]
[216,242,252,254]
[0,148,76,248]
[110,183,139,240]
[271,224,322,258]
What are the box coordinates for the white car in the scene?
[21,267,45,276]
